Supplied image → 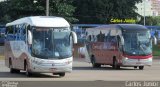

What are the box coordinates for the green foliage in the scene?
[138,16,160,26]
[0,0,77,24]
[73,0,142,24]
[49,0,78,22]
[154,16,160,26]
[0,0,144,24]
[153,45,160,56]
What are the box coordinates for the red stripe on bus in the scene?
[123,54,152,59]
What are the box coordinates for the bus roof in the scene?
[86,24,148,36]
[87,24,148,30]
[117,24,148,30]
[6,16,70,27]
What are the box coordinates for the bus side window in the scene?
[19,26,26,41]
[97,31,105,42]
[117,36,123,51]
[6,26,14,41]
[16,28,20,40]
[93,35,97,42]
[23,28,26,41]
[88,35,92,42]
[105,35,108,42]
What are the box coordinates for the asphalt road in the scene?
[0,58,160,81]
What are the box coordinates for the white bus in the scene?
[5,16,77,77]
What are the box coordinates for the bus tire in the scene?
[9,59,20,73]
[25,63,32,77]
[134,66,138,69]
[59,72,65,77]
[91,57,101,68]
[53,72,65,77]
[113,58,120,69]
[139,66,144,70]
[13,69,20,73]
[9,62,14,73]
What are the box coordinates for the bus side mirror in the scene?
[119,35,124,45]
[28,30,32,44]
[71,31,77,44]
[152,36,157,45]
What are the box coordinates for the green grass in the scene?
[153,45,160,56]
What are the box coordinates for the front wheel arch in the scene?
[24,59,27,70]
[90,55,101,68]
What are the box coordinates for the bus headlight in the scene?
[36,61,43,65]
[122,57,128,62]
[65,60,72,65]
[125,57,128,60]
[32,60,43,65]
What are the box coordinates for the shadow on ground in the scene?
[0,72,62,78]
[73,66,140,71]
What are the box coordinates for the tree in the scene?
[154,16,160,26]
[138,16,160,26]
[73,0,142,24]
[0,0,77,24]
[49,0,78,22]
[0,1,11,24]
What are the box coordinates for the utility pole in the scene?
[46,0,49,16]
[144,0,146,26]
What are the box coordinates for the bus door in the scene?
[91,31,106,64]
[104,35,119,64]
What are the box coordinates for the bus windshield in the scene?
[31,27,72,59]
[123,30,152,56]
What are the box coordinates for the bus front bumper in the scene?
[122,57,152,66]
[30,63,72,73]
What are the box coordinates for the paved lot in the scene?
[0,58,160,81]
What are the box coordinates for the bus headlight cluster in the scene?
[125,57,128,60]
[122,57,128,64]
[32,60,43,65]
[65,60,72,65]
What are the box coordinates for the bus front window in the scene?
[123,31,152,56]
[54,32,72,58]
[31,28,72,59]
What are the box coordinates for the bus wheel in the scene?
[113,58,120,69]
[139,66,144,70]
[134,66,137,69]
[9,64,15,73]
[59,73,65,77]
[25,64,32,77]
[13,69,20,73]
[9,59,20,73]
[91,57,101,68]
[53,73,65,77]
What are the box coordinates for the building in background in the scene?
[136,0,160,16]
[151,0,160,16]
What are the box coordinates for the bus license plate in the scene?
[136,62,141,64]
[49,68,56,72]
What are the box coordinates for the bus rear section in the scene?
[79,24,156,70]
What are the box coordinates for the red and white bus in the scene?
[5,16,77,77]
[79,24,156,70]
